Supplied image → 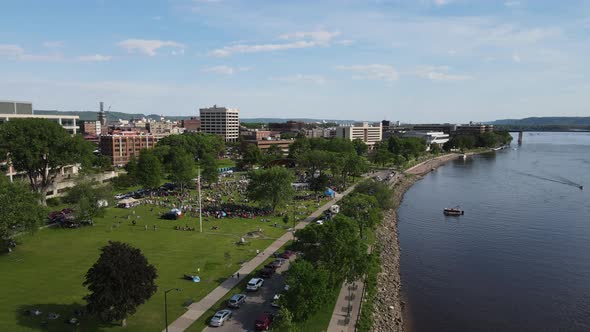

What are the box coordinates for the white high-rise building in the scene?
[335,122,382,148]
[199,105,240,142]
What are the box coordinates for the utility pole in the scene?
[164,288,181,332]
[198,167,203,233]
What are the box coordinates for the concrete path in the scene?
[164,177,366,332]
[327,170,398,332]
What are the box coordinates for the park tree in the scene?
[84,241,158,327]
[288,138,311,159]
[371,143,394,166]
[265,144,283,161]
[340,193,381,239]
[309,173,330,195]
[281,259,332,321]
[271,307,298,332]
[168,149,195,192]
[0,177,46,252]
[240,144,262,169]
[247,166,295,211]
[354,179,394,210]
[135,150,163,189]
[352,139,368,156]
[63,179,112,223]
[430,143,443,154]
[0,118,94,205]
[199,154,219,184]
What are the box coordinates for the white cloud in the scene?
[117,39,185,56]
[42,41,64,48]
[210,40,317,57]
[201,65,251,75]
[512,54,522,62]
[0,44,62,61]
[504,1,522,8]
[271,74,326,84]
[279,30,340,43]
[0,44,25,57]
[415,66,473,81]
[336,39,355,46]
[434,0,453,6]
[335,64,399,81]
[210,30,340,57]
[76,54,113,62]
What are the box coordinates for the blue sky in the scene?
[1,0,589,122]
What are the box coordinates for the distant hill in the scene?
[490,117,590,131]
[33,110,356,124]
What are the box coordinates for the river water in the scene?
[398,132,590,332]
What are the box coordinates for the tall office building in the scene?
[335,122,383,148]
[199,105,240,142]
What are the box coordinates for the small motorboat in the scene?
[444,207,464,216]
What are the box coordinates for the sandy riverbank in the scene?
[371,154,465,332]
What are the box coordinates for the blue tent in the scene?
[324,188,335,198]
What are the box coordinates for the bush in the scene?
[112,174,136,190]
[46,197,62,207]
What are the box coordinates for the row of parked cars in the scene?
[208,250,295,330]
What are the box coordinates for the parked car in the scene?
[280,250,295,259]
[254,312,273,331]
[259,268,275,278]
[228,294,246,308]
[209,309,232,327]
[315,220,324,225]
[264,259,284,270]
[246,278,264,291]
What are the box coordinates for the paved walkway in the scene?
[327,170,399,332]
[164,179,364,332]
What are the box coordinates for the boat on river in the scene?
[444,207,464,216]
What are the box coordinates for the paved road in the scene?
[202,257,292,332]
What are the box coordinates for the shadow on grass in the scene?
[16,303,119,332]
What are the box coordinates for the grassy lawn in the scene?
[0,203,287,332]
[216,159,236,169]
[0,183,326,332]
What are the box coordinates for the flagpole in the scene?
[198,167,203,233]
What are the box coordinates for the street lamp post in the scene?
[164,288,181,332]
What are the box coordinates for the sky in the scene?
[1,0,589,123]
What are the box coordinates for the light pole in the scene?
[164,288,181,332]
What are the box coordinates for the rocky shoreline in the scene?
[371,153,465,332]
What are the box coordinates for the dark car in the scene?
[228,294,246,308]
[259,268,275,278]
[265,259,285,270]
[280,250,295,259]
[254,313,273,331]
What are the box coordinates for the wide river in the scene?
[398,132,590,332]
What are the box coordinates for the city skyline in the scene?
[1,0,589,122]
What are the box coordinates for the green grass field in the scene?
[0,197,320,332]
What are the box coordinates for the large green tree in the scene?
[240,144,262,169]
[135,150,163,188]
[0,119,94,205]
[167,149,196,192]
[281,260,332,321]
[340,193,381,239]
[0,177,46,252]
[63,179,112,224]
[199,154,219,184]
[247,166,295,211]
[84,241,158,327]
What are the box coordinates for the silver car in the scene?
[209,309,232,327]
[228,294,246,308]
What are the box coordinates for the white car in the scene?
[316,220,324,225]
[246,278,264,291]
[209,309,232,327]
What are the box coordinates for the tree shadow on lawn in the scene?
[16,303,119,332]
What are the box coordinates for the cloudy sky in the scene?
[1,0,589,122]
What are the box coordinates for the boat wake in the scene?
[513,170,583,190]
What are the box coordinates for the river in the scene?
[398,132,590,332]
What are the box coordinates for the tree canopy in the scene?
[84,241,158,326]
[135,150,163,189]
[281,259,332,321]
[247,166,295,211]
[0,177,46,251]
[340,193,381,239]
[63,179,112,223]
[0,119,94,204]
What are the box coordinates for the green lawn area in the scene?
[216,159,236,168]
[0,169,334,332]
